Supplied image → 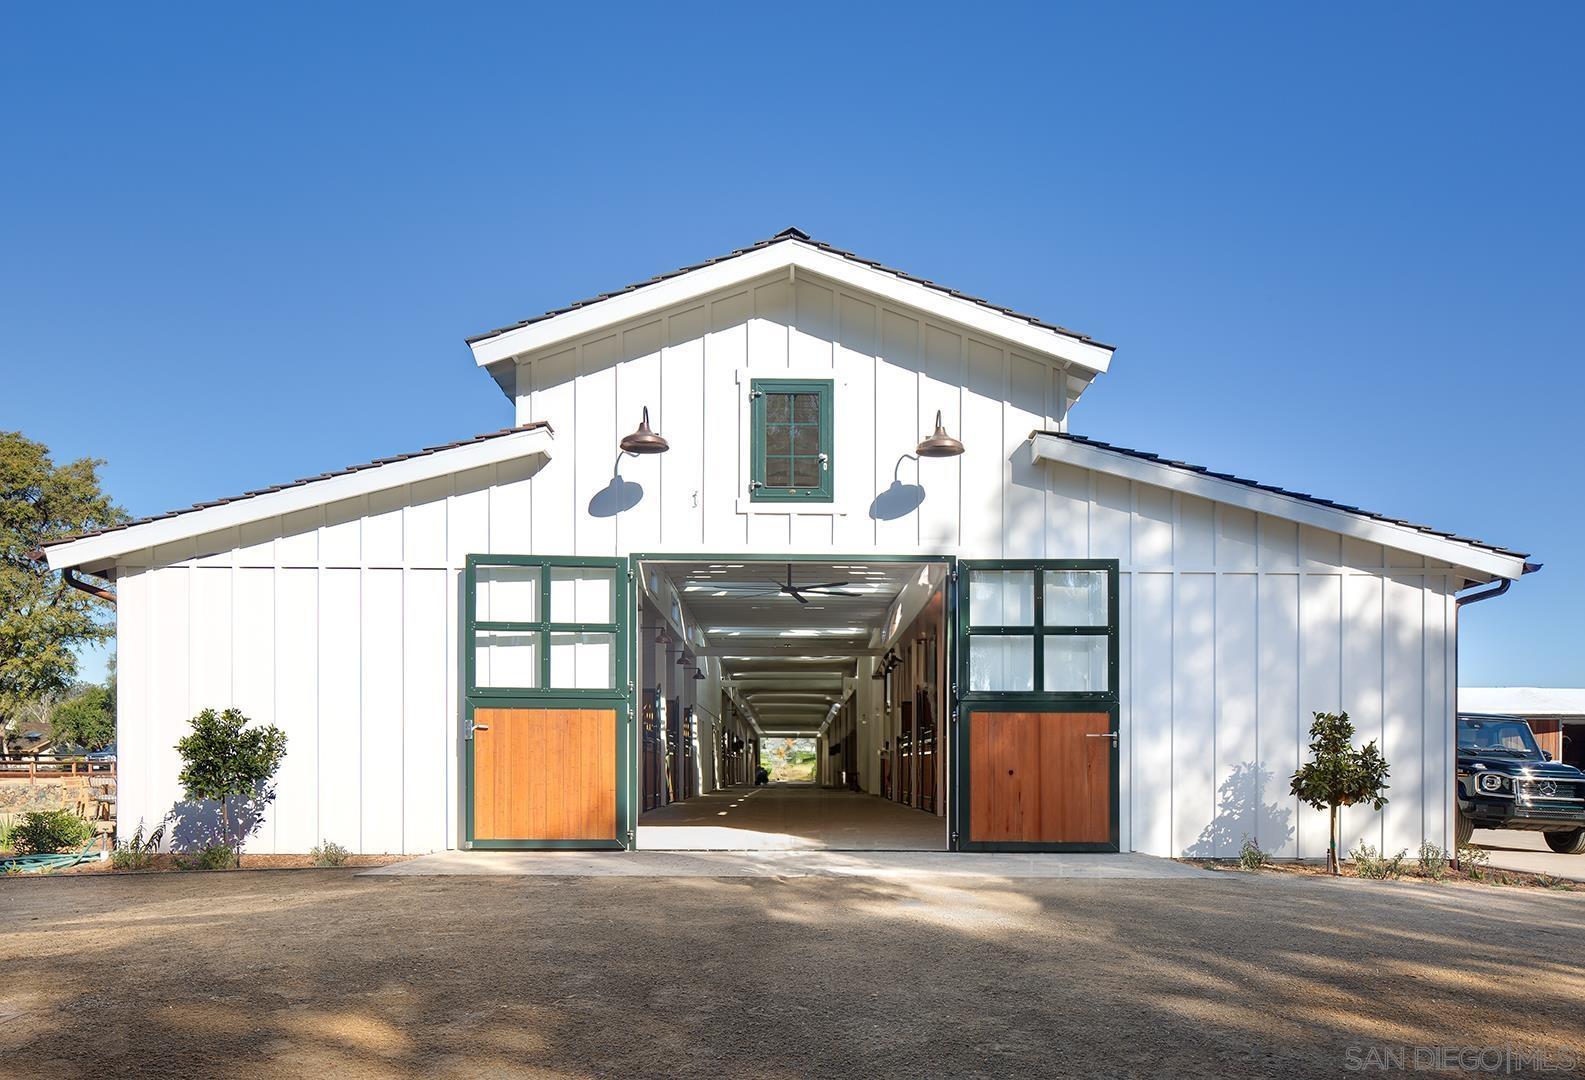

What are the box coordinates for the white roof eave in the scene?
[1030,432,1528,582]
[45,426,556,571]
[468,240,1114,375]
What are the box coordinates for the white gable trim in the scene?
[45,426,556,571]
[468,239,1115,375]
[1029,432,1528,581]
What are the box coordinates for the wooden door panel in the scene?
[969,711,1112,845]
[473,707,617,841]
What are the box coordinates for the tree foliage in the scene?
[1290,711,1391,874]
[175,708,288,866]
[0,431,125,751]
[49,682,115,750]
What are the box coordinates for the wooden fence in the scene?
[0,754,116,783]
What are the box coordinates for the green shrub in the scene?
[1458,844,1490,880]
[1351,842,1408,880]
[177,843,235,871]
[1416,840,1449,881]
[310,839,351,867]
[0,813,17,852]
[110,821,164,871]
[1238,834,1269,871]
[175,706,287,867]
[9,809,94,855]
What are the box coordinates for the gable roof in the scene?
[44,423,554,572]
[466,228,1115,375]
[1029,430,1534,582]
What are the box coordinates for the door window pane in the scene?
[1043,636,1109,692]
[969,570,1035,626]
[793,393,820,423]
[475,565,538,622]
[1043,570,1108,627]
[474,630,540,688]
[765,459,791,487]
[550,566,615,624]
[550,632,616,689]
[969,635,1034,692]
[793,458,821,487]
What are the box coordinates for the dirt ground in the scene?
[2,868,1583,1079]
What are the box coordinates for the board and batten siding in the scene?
[109,276,1459,856]
[1041,459,1458,860]
[510,269,1086,556]
[111,459,546,855]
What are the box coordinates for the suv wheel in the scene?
[1455,808,1474,848]
[1544,828,1585,855]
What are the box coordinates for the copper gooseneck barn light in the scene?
[619,406,669,455]
[915,410,965,458]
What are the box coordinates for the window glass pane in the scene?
[793,393,820,423]
[549,566,615,624]
[792,458,821,487]
[1043,636,1109,692]
[969,635,1034,692]
[474,630,539,688]
[550,632,615,689]
[766,394,790,422]
[969,570,1034,626]
[765,459,791,487]
[765,423,791,455]
[792,425,820,455]
[475,565,538,622]
[1043,570,1108,626]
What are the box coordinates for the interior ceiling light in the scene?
[693,668,706,681]
[916,410,966,457]
[619,406,669,455]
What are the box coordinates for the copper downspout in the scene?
[62,567,116,604]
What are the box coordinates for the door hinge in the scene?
[748,480,765,490]
[950,831,960,846]
[626,829,635,848]
[627,567,636,581]
[748,388,765,399]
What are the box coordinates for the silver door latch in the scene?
[471,722,490,733]
[1086,731,1118,747]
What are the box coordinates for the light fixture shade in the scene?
[916,410,965,457]
[620,406,669,454]
[693,667,706,681]
[677,650,694,667]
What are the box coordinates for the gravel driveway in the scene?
[1,868,1582,1078]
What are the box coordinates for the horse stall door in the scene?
[967,710,1116,850]
[471,707,618,843]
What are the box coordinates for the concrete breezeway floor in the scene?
[367,848,1210,879]
[636,783,947,850]
[3,866,1584,1078]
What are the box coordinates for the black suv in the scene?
[1457,713,1585,853]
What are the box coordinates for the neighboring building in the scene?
[45,229,1535,858]
[1460,688,1585,770]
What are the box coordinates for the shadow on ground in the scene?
[1,867,1583,1078]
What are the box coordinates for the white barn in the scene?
[45,228,1534,858]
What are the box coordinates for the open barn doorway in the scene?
[632,557,951,851]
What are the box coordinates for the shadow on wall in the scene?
[162,795,270,853]
[870,454,926,521]
[1183,761,1294,858]
[589,454,645,518]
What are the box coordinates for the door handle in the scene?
[472,723,490,732]
[1086,731,1118,747]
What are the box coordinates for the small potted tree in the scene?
[1290,711,1390,875]
[175,707,287,868]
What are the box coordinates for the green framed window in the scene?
[465,555,629,698]
[749,378,833,502]
[958,560,1119,700]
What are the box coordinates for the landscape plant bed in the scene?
[18,852,412,876]
[1181,855,1579,891]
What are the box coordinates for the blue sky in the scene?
[3,4,1580,688]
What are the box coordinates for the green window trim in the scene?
[464,554,631,700]
[749,378,833,502]
[956,559,1120,704]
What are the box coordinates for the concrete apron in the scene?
[363,849,1215,879]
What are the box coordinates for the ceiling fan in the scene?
[702,563,862,605]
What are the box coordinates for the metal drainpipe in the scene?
[63,568,116,604]
[1449,562,1540,867]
